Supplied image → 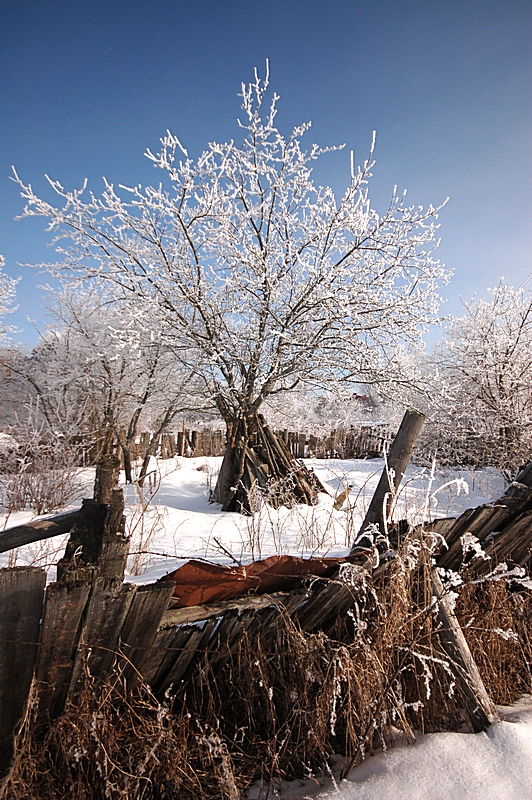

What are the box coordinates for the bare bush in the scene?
[0,424,85,516]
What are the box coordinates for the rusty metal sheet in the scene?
[162,555,347,608]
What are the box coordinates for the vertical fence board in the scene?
[119,581,176,687]
[34,580,92,726]
[67,579,136,698]
[140,626,182,686]
[156,619,217,696]
[0,567,46,768]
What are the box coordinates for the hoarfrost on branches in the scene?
[13,67,449,508]
[13,69,449,420]
[424,283,532,474]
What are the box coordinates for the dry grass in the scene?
[456,577,532,705]
[1,536,530,799]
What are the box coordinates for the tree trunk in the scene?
[120,443,134,484]
[212,414,326,513]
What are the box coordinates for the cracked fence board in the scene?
[156,617,219,696]
[0,567,46,770]
[149,627,197,693]
[67,578,137,699]
[119,581,175,688]
[34,580,92,728]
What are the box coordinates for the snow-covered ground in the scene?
[2,457,527,800]
[0,455,506,582]
[249,698,532,800]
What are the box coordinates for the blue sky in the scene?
[1,0,530,346]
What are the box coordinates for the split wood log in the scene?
[353,408,425,547]
[431,568,497,732]
[214,413,326,512]
[0,567,46,770]
[0,509,79,555]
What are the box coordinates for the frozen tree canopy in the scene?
[14,67,449,509]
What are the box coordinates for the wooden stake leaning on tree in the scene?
[352,408,426,551]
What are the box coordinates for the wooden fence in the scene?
[0,493,371,771]
[1,460,531,775]
[128,423,391,462]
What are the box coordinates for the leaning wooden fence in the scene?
[0,457,531,777]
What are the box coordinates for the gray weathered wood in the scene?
[0,567,46,768]
[297,578,357,632]
[98,489,129,581]
[436,505,508,570]
[57,490,129,583]
[157,617,219,695]
[140,626,183,686]
[0,510,79,555]
[160,591,292,627]
[150,626,199,694]
[431,568,497,732]
[354,408,426,545]
[93,454,121,504]
[34,580,92,727]
[67,578,136,698]
[119,581,176,687]
[482,509,532,570]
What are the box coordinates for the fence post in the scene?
[431,568,497,731]
[353,408,425,546]
[93,454,120,504]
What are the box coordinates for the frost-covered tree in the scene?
[24,287,202,483]
[14,68,448,510]
[0,255,17,342]
[427,284,532,474]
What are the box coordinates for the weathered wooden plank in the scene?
[297,578,356,632]
[0,567,46,769]
[0,510,79,555]
[206,612,258,672]
[140,626,182,686]
[150,627,200,694]
[157,617,219,695]
[34,580,92,727]
[161,591,292,627]
[355,408,425,542]
[431,569,497,732]
[119,581,175,687]
[483,510,532,569]
[67,578,136,698]
[436,506,499,570]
